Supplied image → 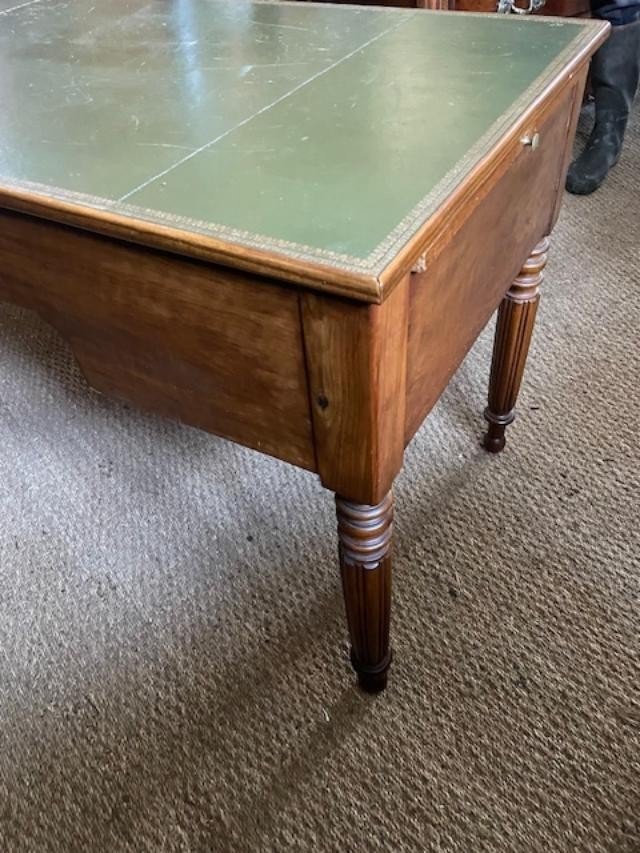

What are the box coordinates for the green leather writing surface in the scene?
[0,0,599,273]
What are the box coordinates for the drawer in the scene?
[404,77,582,443]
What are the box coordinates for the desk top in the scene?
[0,0,606,298]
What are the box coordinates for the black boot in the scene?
[566,20,640,195]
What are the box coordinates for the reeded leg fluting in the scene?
[336,492,393,693]
[484,237,549,453]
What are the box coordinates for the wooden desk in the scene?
[0,0,607,691]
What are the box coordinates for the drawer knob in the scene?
[521,132,540,150]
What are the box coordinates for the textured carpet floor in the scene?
[1,107,639,853]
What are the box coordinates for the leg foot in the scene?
[483,415,512,454]
[483,238,549,453]
[353,650,392,693]
[336,492,393,693]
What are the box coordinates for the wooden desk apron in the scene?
[0,0,608,691]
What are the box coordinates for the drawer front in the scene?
[405,77,582,443]
[0,211,315,470]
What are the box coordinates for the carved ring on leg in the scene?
[336,492,393,693]
[484,237,549,453]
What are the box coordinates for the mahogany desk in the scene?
[0,0,607,691]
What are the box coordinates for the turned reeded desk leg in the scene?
[484,237,549,453]
[336,492,393,693]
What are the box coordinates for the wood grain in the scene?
[551,72,591,228]
[0,186,383,304]
[484,238,549,452]
[0,210,315,470]
[301,278,410,505]
[404,80,580,444]
[336,492,394,693]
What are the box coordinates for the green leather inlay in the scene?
[0,0,597,271]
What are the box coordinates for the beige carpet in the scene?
[0,106,639,852]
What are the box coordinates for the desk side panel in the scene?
[0,211,316,470]
[404,74,584,443]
